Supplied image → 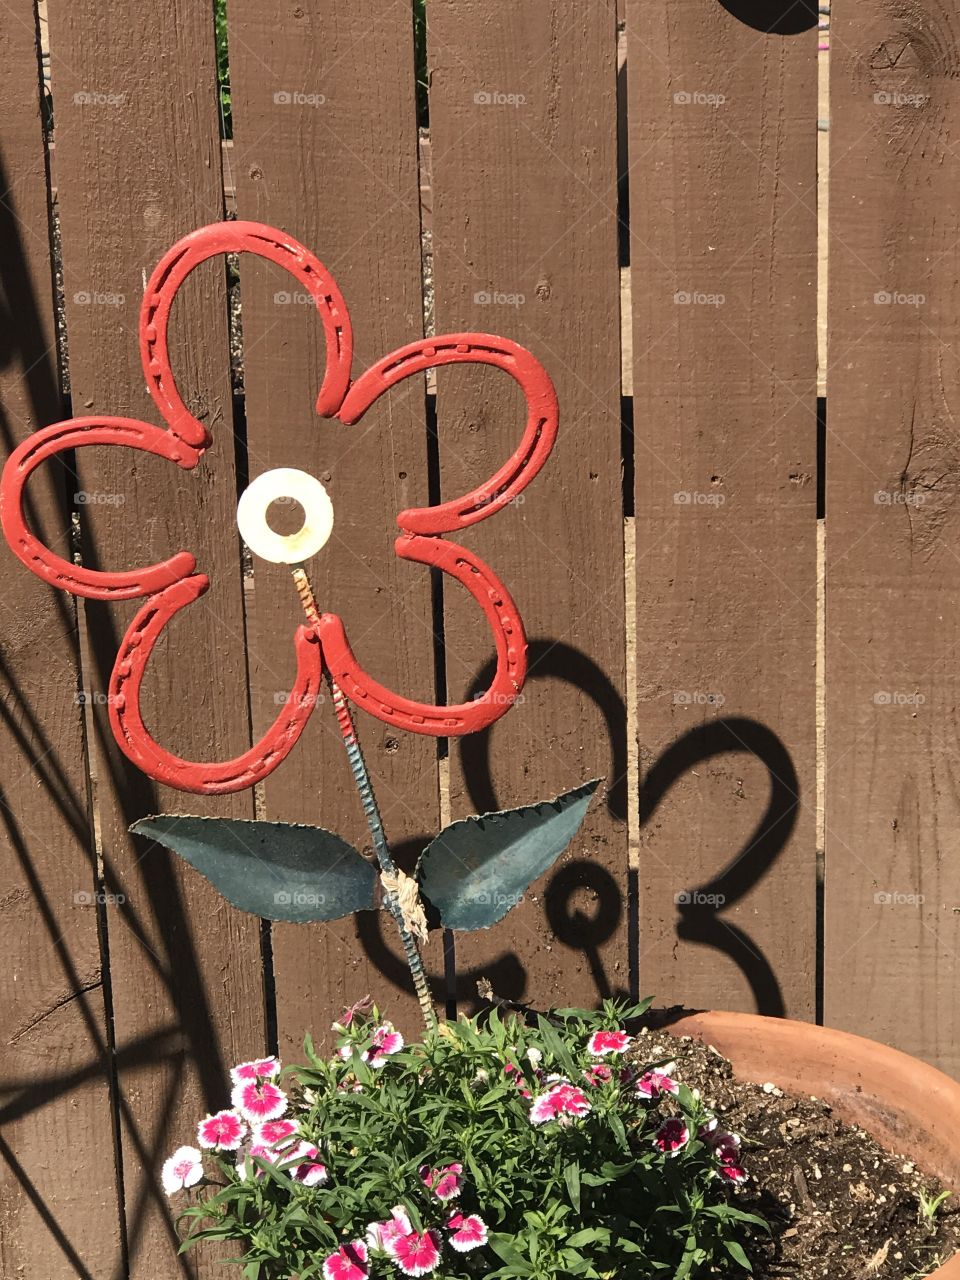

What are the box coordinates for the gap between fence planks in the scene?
[47,1,266,1275]
[628,0,819,1018]
[825,0,960,1077]
[227,0,442,1051]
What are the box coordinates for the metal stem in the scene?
[291,567,437,1032]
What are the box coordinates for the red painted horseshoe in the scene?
[338,334,558,535]
[108,576,324,794]
[0,417,198,599]
[318,534,525,735]
[142,221,353,449]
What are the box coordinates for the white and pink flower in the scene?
[161,1145,203,1196]
[286,1140,328,1186]
[230,1056,280,1084]
[253,1117,298,1148]
[231,1078,287,1123]
[636,1068,680,1099]
[322,1240,369,1280]
[529,1082,592,1125]
[587,1029,632,1057]
[392,1229,442,1276]
[365,1023,404,1068]
[237,1142,280,1180]
[583,1063,613,1087]
[447,1212,488,1253]
[654,1117,690,1157]
[366,1205,413,1253]
[196,1109,246,1151]
[421,1162,462,1201]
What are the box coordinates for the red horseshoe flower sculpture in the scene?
[0,222,559,795]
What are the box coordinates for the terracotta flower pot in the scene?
[664,1011,960,1279]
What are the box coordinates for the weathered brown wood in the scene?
[429,0,628,1012]
[825,2,960,1076]
[47,0,266,1273]
[228,0,441,1052]
[629,3,818,1017]
[0,7,123,1275]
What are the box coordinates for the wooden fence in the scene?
[2,0,958,1274]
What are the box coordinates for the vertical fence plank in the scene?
[629,4,819,1017]
[47,0,265,1273]
[826,2,960,1076]
[429,0,628,1012]
[228,1,440,1048]
[0,6,122,1274]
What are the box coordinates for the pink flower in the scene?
[421,1162,462,1201]
[587,1029,632,1056]
[197,1109,246,1151]
[392,1229,442,1276]
[333,996,374,1031]
[719,1160,747,1184]
[529,1082,592,1125]
[366,1206,413,1253]
[365,1023,404,1068]
[322,1241,369,1280]
[636,1068,680,1099]
[237,1142,280,1180]
[230,1056,280,1084]
[254,1117,298,1148]
[285,1139,328,1186]
[231,1078,287,1122]
[583,1063,613,1087]
[654,1117,690,1157]
[504,1062,533,1099]
[710,1130,741,1163]
[161,1145,203,1195]
[447,1212,488,1252]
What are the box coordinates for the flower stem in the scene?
[291,567,437,1033]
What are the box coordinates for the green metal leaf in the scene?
[130,815,377,923]
[417,780,600,930]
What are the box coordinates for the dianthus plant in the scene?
[169,1000,763,1279]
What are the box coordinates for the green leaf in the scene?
[417,780,600,930]
[724,1240,753,1271]
[564,1160,581,1212]
[130,815,377,922]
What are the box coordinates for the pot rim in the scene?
[663,1010,960,1280]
